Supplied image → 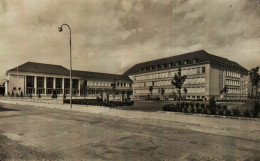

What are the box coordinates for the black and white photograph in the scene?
[0,0,259,160]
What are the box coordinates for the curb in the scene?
[159,111,260,121]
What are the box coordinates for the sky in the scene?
[0,0,259,83]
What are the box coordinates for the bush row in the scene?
[163,102,260,118]
[63,99,134,107]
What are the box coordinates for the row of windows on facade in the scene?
[87,80,132,87]
[135,67,206,81]
[226,79,247,86]
[134,87,205,94]
[227,88,247,94]
[133,77,206,88]
[26,76,131,89]
[139,58,199,72]
[226,70,243,78]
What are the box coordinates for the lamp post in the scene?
[58,24,72,108]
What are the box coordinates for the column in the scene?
[44,77,47,95]
[24,75,27,96]
[53,77,56,89]
[34,76,37,95]
[62,78,65,94]
[78,79,81,96]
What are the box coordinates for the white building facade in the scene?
[124,50,248,100]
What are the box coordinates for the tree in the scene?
[149,86,154,99]
[249,67,260,98]
[220,85,228,99]
[171,68,187,107]
[183,87,187,100]
[111,79,117,102]
[161,88,165,100]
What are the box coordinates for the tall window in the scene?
[72,79,79,89]
[202,67,206,73]
[47,77,53,89]
[37,77,44,88]
[64,79,70,88]
[56,78,62,88]
[26,76,34,87]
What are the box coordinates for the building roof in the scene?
[72,70,131,81]
[7,62,131,81]
[8,62,69,76]
[124,50,248,75]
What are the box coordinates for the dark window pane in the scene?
[72,79,78,89]
[56,78,62,88]
[64,79,70,88]
[37,77,44,88]
[26,76,34,87]
[47,77,53,88]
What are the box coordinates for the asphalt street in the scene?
[0,102,259,161]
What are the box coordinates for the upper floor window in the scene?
[184,60,189,65]
[202,67,206,73]
[193,58,198,64]
[169,62,174,67]
[176,61,181,66]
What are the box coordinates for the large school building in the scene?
[124,50,249,100]
[5,50,250,101]
[5,62,133,101]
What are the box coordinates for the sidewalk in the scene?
[0,99,260,141]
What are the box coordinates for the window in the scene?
[184,60,189,65]
[170,62,174,67]
[26,76,34,87]
[37,77,44,88]
[193,58,198,63]
[18,87,21,90]
[56,78,62,88]
[176,61,181,66]
[64,79,70,88]
[202,67,205,73]
[13,87,16,90]
[72,79,79,89]
[47,77,53,89]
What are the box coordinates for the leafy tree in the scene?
[183,87,187,100]
[171,68,187,107]
[220,85,228,99]
[249,67,260,98]
[161,88,165,100]
[149,86,154,99]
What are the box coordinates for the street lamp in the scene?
[58,24,72,108]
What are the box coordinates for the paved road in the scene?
[0,103,259,161]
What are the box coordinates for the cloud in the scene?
[0,0,259,83]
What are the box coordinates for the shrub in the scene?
[243,110,251,117]
[63,94,66,99]
[222,105,227,111]
[216,105,222,110]
[196,108,201,113]
[195,103,200,108]
[16,93,19,97]
[200,104,205,109]
[217,109,223,115]
[190,106,195,113]
[20,92,23,97]
[29,94,32,98]
[232,109,240,117]
[224,109,231,116]
[210,108,216,115]
[209,97,216,108]
[206,105,210,109]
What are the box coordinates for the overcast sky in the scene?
[0,0,259,82]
